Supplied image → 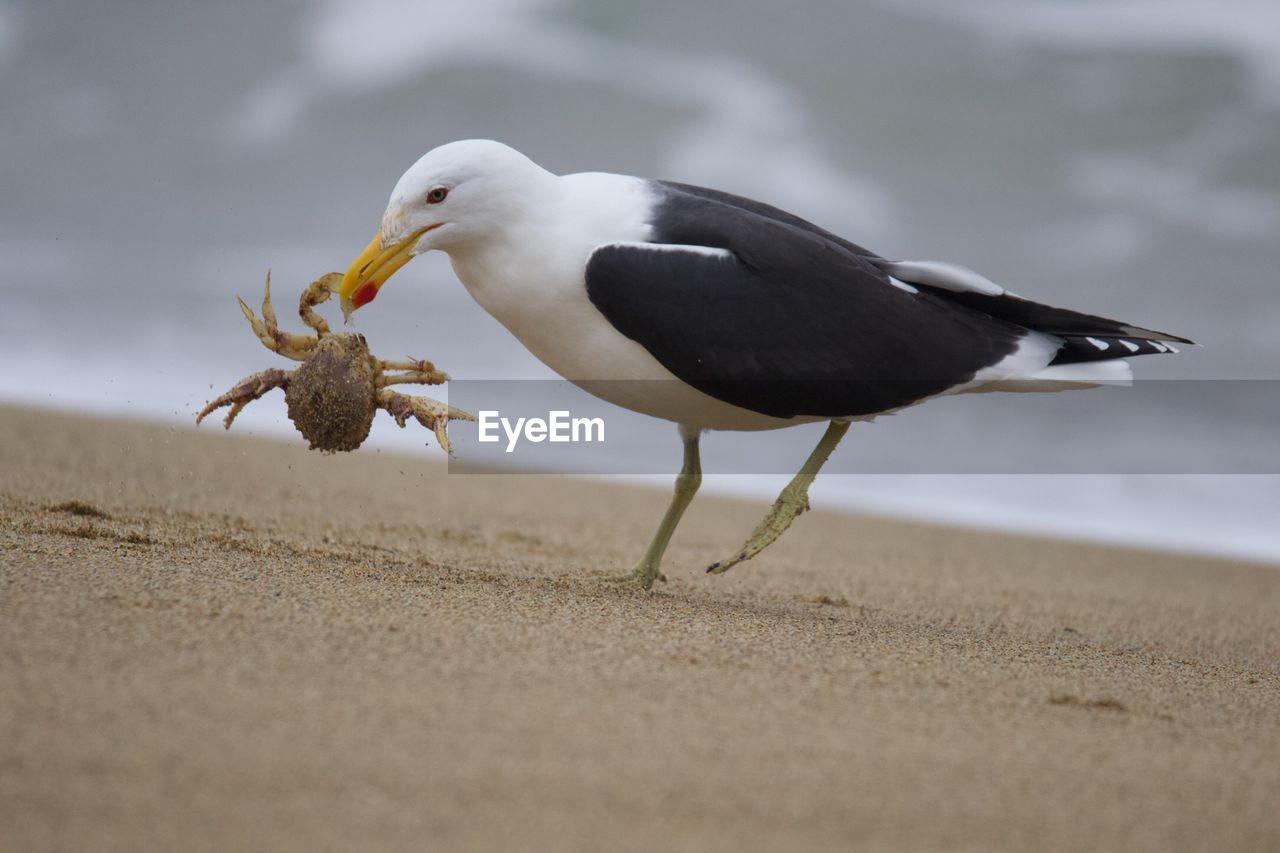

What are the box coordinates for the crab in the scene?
[196,272,473,453]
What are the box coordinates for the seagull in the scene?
[339,139,1193,589]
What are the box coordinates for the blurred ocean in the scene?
[2,0,1278,563]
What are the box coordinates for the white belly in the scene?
[448,247,803,431]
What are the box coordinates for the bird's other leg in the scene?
[196,368,291,429]
[607,426,702,590]
[298,273,342,338]
[376,388,475,455]
[707,420,850,576]
[240,271,318,361]
[377,358,449,388]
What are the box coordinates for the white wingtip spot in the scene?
[1150,341,1168,353]
[1164,343,1180,353]
[1085,336,1110,351]
[1119,339,1140,352]
[887,276,919,294]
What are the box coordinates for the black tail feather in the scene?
[1050,334,1183,365]
[916,287,1195,359]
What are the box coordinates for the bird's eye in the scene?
[426,187,448,204]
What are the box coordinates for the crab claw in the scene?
[376,390,475,455]
[237,272,319,361]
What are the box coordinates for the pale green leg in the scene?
[707,420,851,576]
[608,428,702,590]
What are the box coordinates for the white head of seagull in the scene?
[340,140,556,318]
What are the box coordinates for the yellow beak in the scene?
[339,225,436,320]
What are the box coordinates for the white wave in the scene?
[1067,104,1280,239]
[230,0,562,141]
[1026,212,1149,272]
[1068,153,1280,238]
[227,0,896,239]
[881,0,1280,104]
[879,0,1280,243]
[0,3,17,66]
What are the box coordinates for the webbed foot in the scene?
[601,561,666,590]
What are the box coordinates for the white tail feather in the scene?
[971,358,1133,393]
[954,332,1134,395]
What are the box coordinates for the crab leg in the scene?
[196,368,291,429]
[377,358,450,388]
[239,272,318,361]
[377,389,474,455]
[298,273,342,338]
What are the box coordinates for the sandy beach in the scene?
[1,403,1277,851]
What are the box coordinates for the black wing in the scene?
[584,184,1028,419]
[663,181,1195,366]
[656,180,881,259]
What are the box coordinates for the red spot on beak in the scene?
[352,281,378,308]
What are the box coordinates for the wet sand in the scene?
[1,404,1277,851]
